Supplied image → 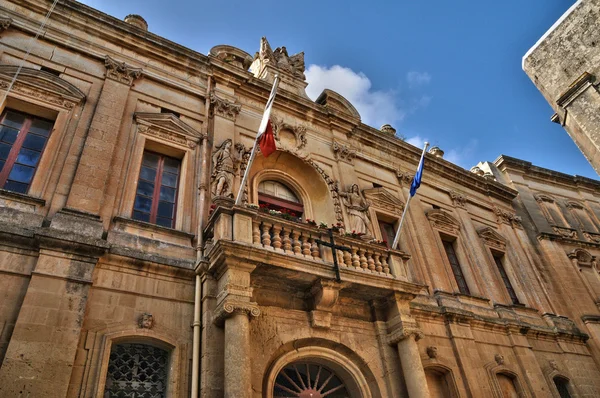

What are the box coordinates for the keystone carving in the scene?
[210,92,241,121]
[138,313,154,329]
[426,346,438,359]
[104,55,142,85]
[332,141,357,164]
[449,191,467,209]
[494,354,505,365]
[0,17,12,33]
[213,299,260,326]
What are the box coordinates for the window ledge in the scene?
[0,188,46,207]
[113,216,195,246]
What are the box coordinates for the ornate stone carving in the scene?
[428,146,444,158]
[449,191,467,209]
[138,313,154,329]
[380,124,396,135]
[135,113,204,148]
[305,159,344,225]
[396,170,413,185]
[478,227,507,251]
[331,141,356,164]
[553,226,578,239]
[470,166,485,177]
[209,45,253,70]
[493,206,523,229]
[426,346,438,359]
[270,115,307,155]
[534,193,555,203]
[308,279,342,329]
[211,139,244,198]
[549,359,559,370]
[363,187,405,214]
[388,326,425,345]
[213,299,260,325]
[583,231,600,243]
[210,92,241,121]
[494,354,505,365]
[426,209,460,235]
[0,17,12,33]
[104,55,142,85]
[565,201,584,209]
[339,184,373,237]
[254,37,305,80]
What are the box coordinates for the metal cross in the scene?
[315,228,352,282]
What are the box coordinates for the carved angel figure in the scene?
[211,139,241,198]
[339,184,373,236]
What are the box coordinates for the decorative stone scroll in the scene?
[104,55,142,85]
[210,92,241,121]
[271,115,307,154]
[584,231,600,243]
[478,227,507,251]
[449,191,467,209]
[426,209,460,235]
[396,170,414,186]
[331,141,357,164]
[0,17,12,33]
[213,299,260,326]
[493,206,523,229]
[553,226,578,239]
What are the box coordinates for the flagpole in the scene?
[392,141,429,250]
[234,75,280,206]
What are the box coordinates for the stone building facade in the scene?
[0,1,598,398]
[523,0,600,174]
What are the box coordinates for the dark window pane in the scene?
[161,172,178,188]
[142,152,160,168]
[159,186,176,202]
[139,166,157,182]
[132,211,150,223]
[3,180,28,193]
[163,157,180,174]
[136,180,155,197]
[157,201,174,218]
[0,160,4,171]
[0,126,19,144]
[22,134,47,151]
[493,255,520,304]
[443,240,470,295]
[156,217,173,228]
[16,148,41,167]
[134,195,152,213]
[0,142,11,160]
[29,119,52,136]
[2,111,26,129]
[8,164,35,183]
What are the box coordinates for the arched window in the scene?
[274,362,349,398]
[553,376,572,398]
[496,373,519,398]
[104,342,169,398]
[425,368,451,398]
[258,180,304,219]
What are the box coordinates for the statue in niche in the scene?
[339,184,373,237]
[211,139,242,198]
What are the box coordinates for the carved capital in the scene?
[104,55,142,85]
[388,326,424,345]
[449,191,467,209]
[0,17,12,33]
[332,141,357,164]
[210,92,241,121]
[493,206,523,229]
[213,299,260,326]
[396,170,413,185]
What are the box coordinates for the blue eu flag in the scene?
[409,154,425,197]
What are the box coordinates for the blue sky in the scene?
[80,0,598,179]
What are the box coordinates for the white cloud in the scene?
[442,140,479,168]
[407,71,431,88]
[305,64,405,128]
[405,135,429,149]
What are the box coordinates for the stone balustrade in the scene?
[205,205,410,280]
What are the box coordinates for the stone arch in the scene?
[249,151,341,225]
[568,248,593,264]
[0,65,86,109]
[543,360,580,397]
[484,358,531,398]
[263,338,382,398]
[422,361,461,398]
[252,169,313,219]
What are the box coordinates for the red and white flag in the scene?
[235,75,281,205]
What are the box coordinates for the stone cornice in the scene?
[495,155,600,191]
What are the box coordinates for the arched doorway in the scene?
[274,362,349,397]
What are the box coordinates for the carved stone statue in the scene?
[254,37,305,80]
[211,139,242,198]
[339,184,373,237]
[138,313,154,329]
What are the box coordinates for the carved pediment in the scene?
[534,193,555,203]
[426,209,460,234]
[363,187,405,214]
[568,248,593,264]
[0,66,85,108]
[315,89,361,120]
[135,112,205,148]
[478,227,507,251]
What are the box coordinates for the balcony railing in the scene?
[204,205,411,281]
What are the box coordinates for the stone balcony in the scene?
[203,205,422,296]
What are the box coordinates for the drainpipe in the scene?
[191,75,213,398]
